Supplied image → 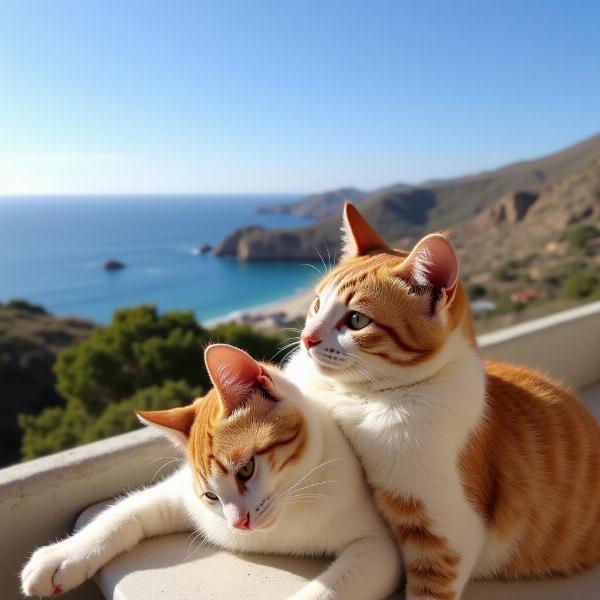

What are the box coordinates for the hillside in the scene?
[255,187,369,219]
[451,159,600,316]
[217,130,600,260]
[0,302,93,466]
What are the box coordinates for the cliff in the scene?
[218,130,600,260]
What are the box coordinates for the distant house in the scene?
[470,299,497,314]
[511,289,540,303]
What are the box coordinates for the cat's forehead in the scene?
[315,251,410,305]
[189,391,305,482]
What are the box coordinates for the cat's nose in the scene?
[302,334,322,350]
[232,512,250,530]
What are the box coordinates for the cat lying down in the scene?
[21,344,401,600]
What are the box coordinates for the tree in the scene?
[20,305,283,459]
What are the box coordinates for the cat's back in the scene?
[461,360,600,578]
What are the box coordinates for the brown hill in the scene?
[0,302,93,466]
[255,187,369,219]
[217,131,600,260]
[452,158,600,301]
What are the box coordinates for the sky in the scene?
[1,0,599,195]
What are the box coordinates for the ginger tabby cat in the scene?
[286,202,600,600]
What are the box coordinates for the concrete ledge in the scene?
[0,429,173,600]
[479,300,600,389]
[76,500,600,600]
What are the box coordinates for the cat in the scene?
[285,201,600,600]
[21,343,401,600]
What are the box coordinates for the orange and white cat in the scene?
[287,202,600,600]
[21,344,400,600]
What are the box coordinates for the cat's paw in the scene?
[21,539,100,597]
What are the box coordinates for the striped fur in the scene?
[290,202,600,600]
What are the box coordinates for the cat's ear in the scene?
[403,233,459,314]
[340,202,390,261]
[204,344,274,417]
[136,403,197,448]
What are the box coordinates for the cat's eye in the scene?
[313,296,320,314]
[347,311,371,330]
[237,457,255,481]
[204,492,218,501]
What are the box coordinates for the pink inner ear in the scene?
[205,344,261,389]
[422,236,458,291]
[406,235,458,313]
[204,344,272,416]
[408,236,457,289]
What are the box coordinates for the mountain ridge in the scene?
[215,130,600,260]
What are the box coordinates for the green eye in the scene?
[313,296,320,314]
[237,457,255,481]
[205,492,218,501]
[348,311,371,330]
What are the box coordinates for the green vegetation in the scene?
[18,305,282,461]
[563,271,600,299]
[467,283,487,300]
[566,224,600,250]
[494,296,527,315]
[492,261,520,282]
[3,299,47,315]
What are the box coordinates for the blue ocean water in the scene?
[0,196,318,324]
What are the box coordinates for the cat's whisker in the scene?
[341,350,389,378]
[271,340,300,355]
[150,455,182,464]
[279,458,344,497]
[271,341,300,361]
[325,242,333,272]
[285,493,338,501]
[277,345,300,368]
[312,244,329,276]
[152,458,184,482]
[352,364,380,389]
[282,480,340,497]
[186,530,205,557]
[302,262,325,281]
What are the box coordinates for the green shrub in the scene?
[492,260,520,282]
[566,224,600,249]
[19,305,283,460]
[494,297,526,314]
[467,284,487,300]
[5,299,47,315]
[84,380,198,443]
[563,272,600,299]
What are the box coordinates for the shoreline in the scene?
[204,288,314,329]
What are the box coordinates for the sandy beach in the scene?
[206,289,314,330]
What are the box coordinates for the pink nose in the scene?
[232,512,250,530]
[302,334,322,350]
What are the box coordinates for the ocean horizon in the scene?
[0,195,318,324]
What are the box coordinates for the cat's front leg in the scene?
[286,534,401,600]
[378,488,485,600]
[21,471,190,597]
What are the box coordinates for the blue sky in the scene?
[1,0,599,195]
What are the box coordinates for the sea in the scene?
[0,195,318,324]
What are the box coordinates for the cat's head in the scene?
[137,344,308,533]
[300,202,474,385]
